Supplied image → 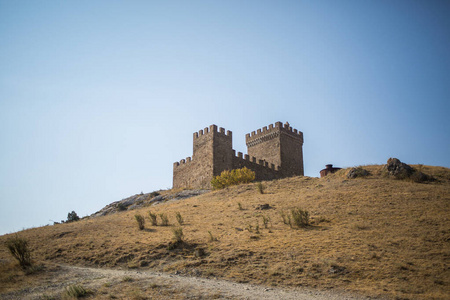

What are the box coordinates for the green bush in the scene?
[134,214,145,230]
[208,231,217,242]
[175,212,184,225]
[65,284,88,298]
[256,182,265,194]
[67,211,80,222]
[410,170,434,183]
[172,227,184,243]
[211,167,255,189]
[159,213,169,226]
[4,235,32,268]
[255,222,260,234]
[262,215,270,228]
[291,208,310,228]
[148,211,158,226]
[280,211,291,226]
[117,203,127,211]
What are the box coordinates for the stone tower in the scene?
[245,121,304,177]
[173,125,233,189]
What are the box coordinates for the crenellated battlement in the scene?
[232,150,280,171]
[173,121,304,189]
[193,124,232,139]
[173,156,193,167]
[246,121,303,147]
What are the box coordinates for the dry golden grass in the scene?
[1,164,449,299]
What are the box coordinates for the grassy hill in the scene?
[1,164,449,299]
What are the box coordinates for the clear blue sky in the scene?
[1,1,449,235]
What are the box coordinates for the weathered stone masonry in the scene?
[173,122,304,189]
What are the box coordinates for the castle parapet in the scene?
[194,124,232,139]
[232,151,280,169]
[173,156,193,168]
[231,151,281,181]
[246,121,303,147]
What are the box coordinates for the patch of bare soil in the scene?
[0,264,373,299]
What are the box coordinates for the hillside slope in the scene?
[1,164,449,299]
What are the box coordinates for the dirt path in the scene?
[1,264,374,299]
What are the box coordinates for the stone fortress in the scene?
[173,121,304,189]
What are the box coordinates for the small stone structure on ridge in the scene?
[320,164,342,177]
[173,121,304,189]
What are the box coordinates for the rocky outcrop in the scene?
[382,158,434,183]
[383,158,414,178]
[347,167,370,179]
[90,189,210,218]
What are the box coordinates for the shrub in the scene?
[195,247,206,257]
[237,202,243,210]
[67,211,80,222]
[172,227,184,243]
[159,213,169,226]
[280,211,290,225]
[65,284,88,298]
[148,211,158,226]
[410,170,434,183]
[291,208,310,228]
[211,167,255,189]
[256,182,265,194]
[24,264,44,275]
[134,214,145,230]
[150,191,160,198]
[262,215,270,228]
[175,212,184,225]
[117,203,127,211]
[255,222,260,234]
[4,235,32,268]
[208,231,217,242]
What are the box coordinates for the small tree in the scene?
[5,235,32,268]
[67,211,80,222]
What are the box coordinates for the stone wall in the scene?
[231,151,281,181]
[173,122,303,189]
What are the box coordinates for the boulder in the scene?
[347,167,370,179]
[383,158,414,178]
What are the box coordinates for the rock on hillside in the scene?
[382,157,434,182]
[383,158,414,177]
[90,189,210,218]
